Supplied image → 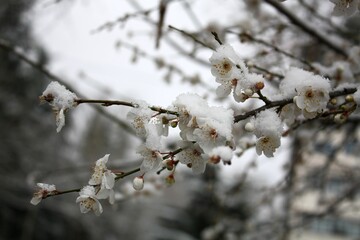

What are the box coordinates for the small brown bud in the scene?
[209,155,221,164]
[165,174,175,186]
[162,116,169,125]
[255,82,265,90]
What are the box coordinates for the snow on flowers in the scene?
[40,81,78,132]
[209,44,265,102]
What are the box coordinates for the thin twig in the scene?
[211,31,223,45]
[169,25,215,50]
[263,0,348,58]
[230,30,315,70]
[76,99,136,107]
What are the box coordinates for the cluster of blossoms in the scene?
[173,93,234,172]
[127,101,169,173]
[32,23,360,214]
[75,154,117,216]
[209,44,265,102]
[31,154,117,216]
[40,81,78,132]
[279,67,331,122]
[127,93,235,176]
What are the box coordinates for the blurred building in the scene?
[290,128,360,240]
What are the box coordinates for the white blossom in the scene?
[176,142,206,174]
[88,154,116,204]
[76,186,103,216]
[210,44,265,102]
[30,183,57,205]
[252,109,283,157]
[294,83,330,116]
[127,101,154,137]
[192,119,230,153]
[280,103,301,126]
[280,67,331,119]
[255,134,281,158]
[137,145,163,172]
[209,44,241,79]
[40,81,77,132]
[173,93,234,155]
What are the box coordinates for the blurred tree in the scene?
[0,0,91,239]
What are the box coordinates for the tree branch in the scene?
[234,87,357,122]
[263,0,348,58]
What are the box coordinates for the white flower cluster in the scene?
[40,81,78,132]
[329,0,360,17]
[250,109,283,157]
[76,154,116,216]
[209,44,265,102]
[280,67,331,121]
[126,93,235,175]
[127,101,172,173]
[173,93,234,172]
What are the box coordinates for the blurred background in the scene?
[0,0,359,239]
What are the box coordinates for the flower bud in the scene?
[330,98,337,105]
[162,160,174,171]
[132,176,144,191]
[170,121,178,128]
[334,113,347,124]
[345,95,354,103]
[244,88,254,96]
[165,174,175,186]
[255,81,264,90]
[209,155,221,164]
[162,116,169,124]
[244,122,255,132]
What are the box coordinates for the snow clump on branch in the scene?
[40,81,78,132]
[30,183,57,205]
[280,67,331,119]
[209,43,265,102]
[251,109,283,157]
[172,93,235,172]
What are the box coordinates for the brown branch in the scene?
[43,167,141,199]
[75,98,179,116]
[211,31,223,45]
[234,87,357,123]
[156,0,168,48]
[0,38,137,135]
[42,147,185,200]
[91,8,156,34]
[76,99,136,107]
[168,25,215,50]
